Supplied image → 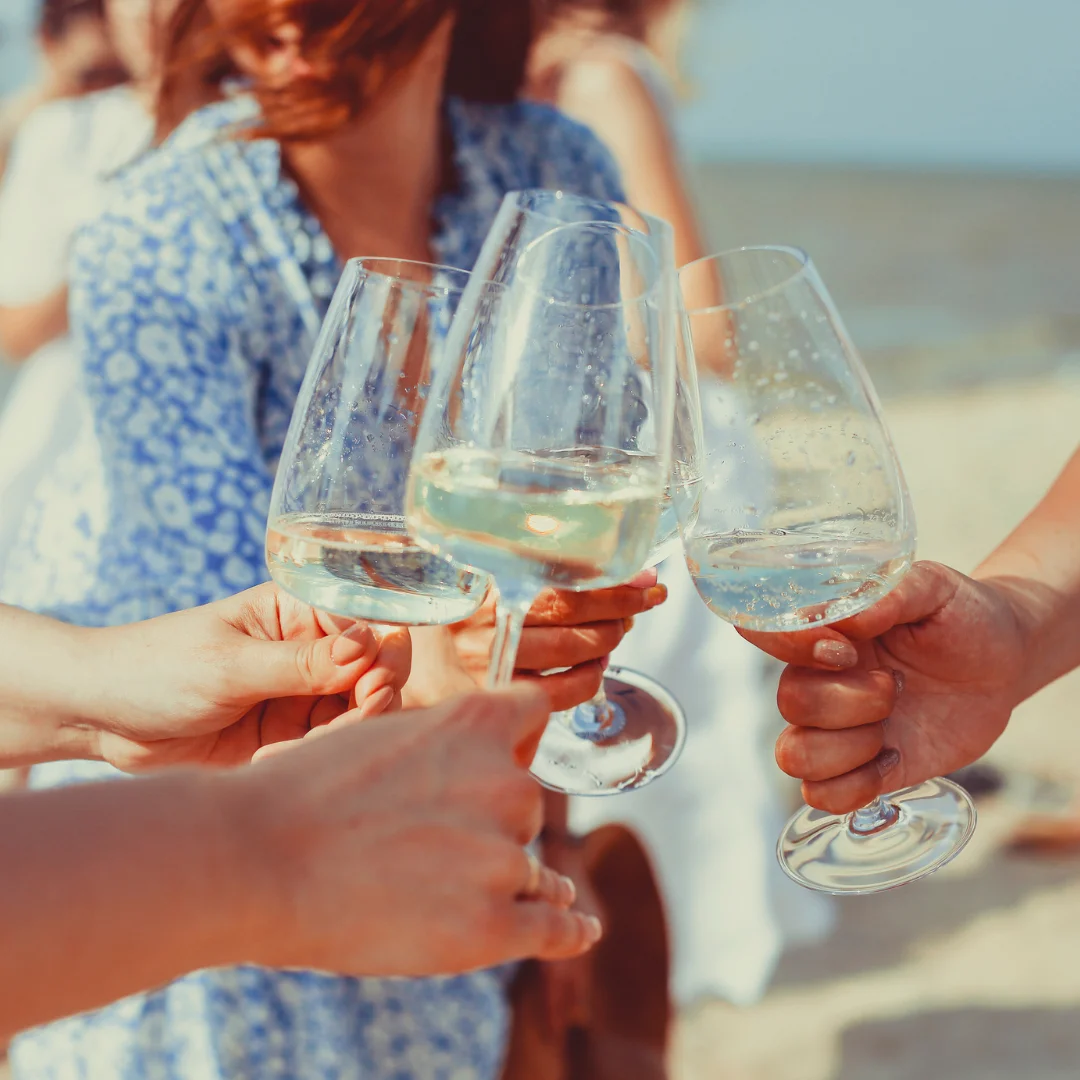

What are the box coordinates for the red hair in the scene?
[156,0,534,141]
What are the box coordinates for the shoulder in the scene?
[448,97,625,203]
[3,96,82,167]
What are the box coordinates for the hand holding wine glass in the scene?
[675,247,977,894]
[739,560,1027,812]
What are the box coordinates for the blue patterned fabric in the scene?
[7,94,622,1080]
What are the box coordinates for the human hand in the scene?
[738,561,1030,813]
[81,583,411,771]
[443,570,668,711]
[231,685,603,975]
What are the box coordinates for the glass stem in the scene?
[586,684,613,720]
[487,584,536,689]
[849,795,900,835]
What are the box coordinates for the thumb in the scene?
[235,624,380,701]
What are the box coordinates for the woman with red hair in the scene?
[3,1,663,1077]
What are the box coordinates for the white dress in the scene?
[0,86,151,586]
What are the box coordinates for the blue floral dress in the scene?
[6,94,622,1080]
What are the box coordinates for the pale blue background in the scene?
[677,0,1080,170]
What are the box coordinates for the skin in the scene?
[0,582,410,770]
[740,446,1080,814]
[0,684,602,1040]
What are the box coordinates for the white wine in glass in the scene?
[267,258,491,626]
[408,215,676,795]
[677,247,976,895]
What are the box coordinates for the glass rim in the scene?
[679,245,812,314]
[508,188,664,232]
[344,256,480,297]
[514,219,661,311]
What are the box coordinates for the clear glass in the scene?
[677,247,976,893]
[267,258,492,626]
[447,189,694,794]
[407,212,676,795]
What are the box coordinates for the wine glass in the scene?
[676,247,976,894]
[266,258,492,626]
[452,188,693,794]
[407,218,676,795]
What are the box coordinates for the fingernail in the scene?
[559,875,576,905]
[644,584,668,608]
[627,568,659,589]
[356,684,395,719]
[582,915,603,944]
[812,639,858,668]
[623,617,635,632]
[599,654,612,671]
[876,747,901,777]
[331,624,373,666]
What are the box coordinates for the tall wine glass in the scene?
[676,247,976,894]
[407,219,676,795]
[267,258,492,626]
[456,188,692,794]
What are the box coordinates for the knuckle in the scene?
[775,671,810,723]
[774,728,805,777]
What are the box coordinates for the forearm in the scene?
[0,770,266,1038]
[974,446,1080,700]
[0,287,69,360]
[0,605,102,765]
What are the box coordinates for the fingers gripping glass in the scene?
[676,247,976,894]
[267,258,492,627]
[407,212,677,796]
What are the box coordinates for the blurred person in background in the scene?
[527,0,704,269]
[2,0,670,1077]
[529,0,834,1009]
[0,0,127,175]
[0,0,156,601]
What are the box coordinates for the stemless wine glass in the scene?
[676,247,976,894]
[454,188,692,793]
[267,258,492,626]
[407,218,676,795]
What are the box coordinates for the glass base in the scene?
[529,666,686,796]
[777,777,977,895]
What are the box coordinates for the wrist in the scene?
[53,623,128,757]
[0,611,102,765]
[195,768,288,968]
[970,571,1050,706]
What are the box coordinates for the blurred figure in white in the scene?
[528,0,704,269]
[0,0,155,601]
[530,0,835,1007]
[0,0,127,176]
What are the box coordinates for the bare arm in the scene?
[0,286,69,359]
[0,687,600,1039]
[555,54,707,270]
[974,444,1080,701]
[0,770,261,1037]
